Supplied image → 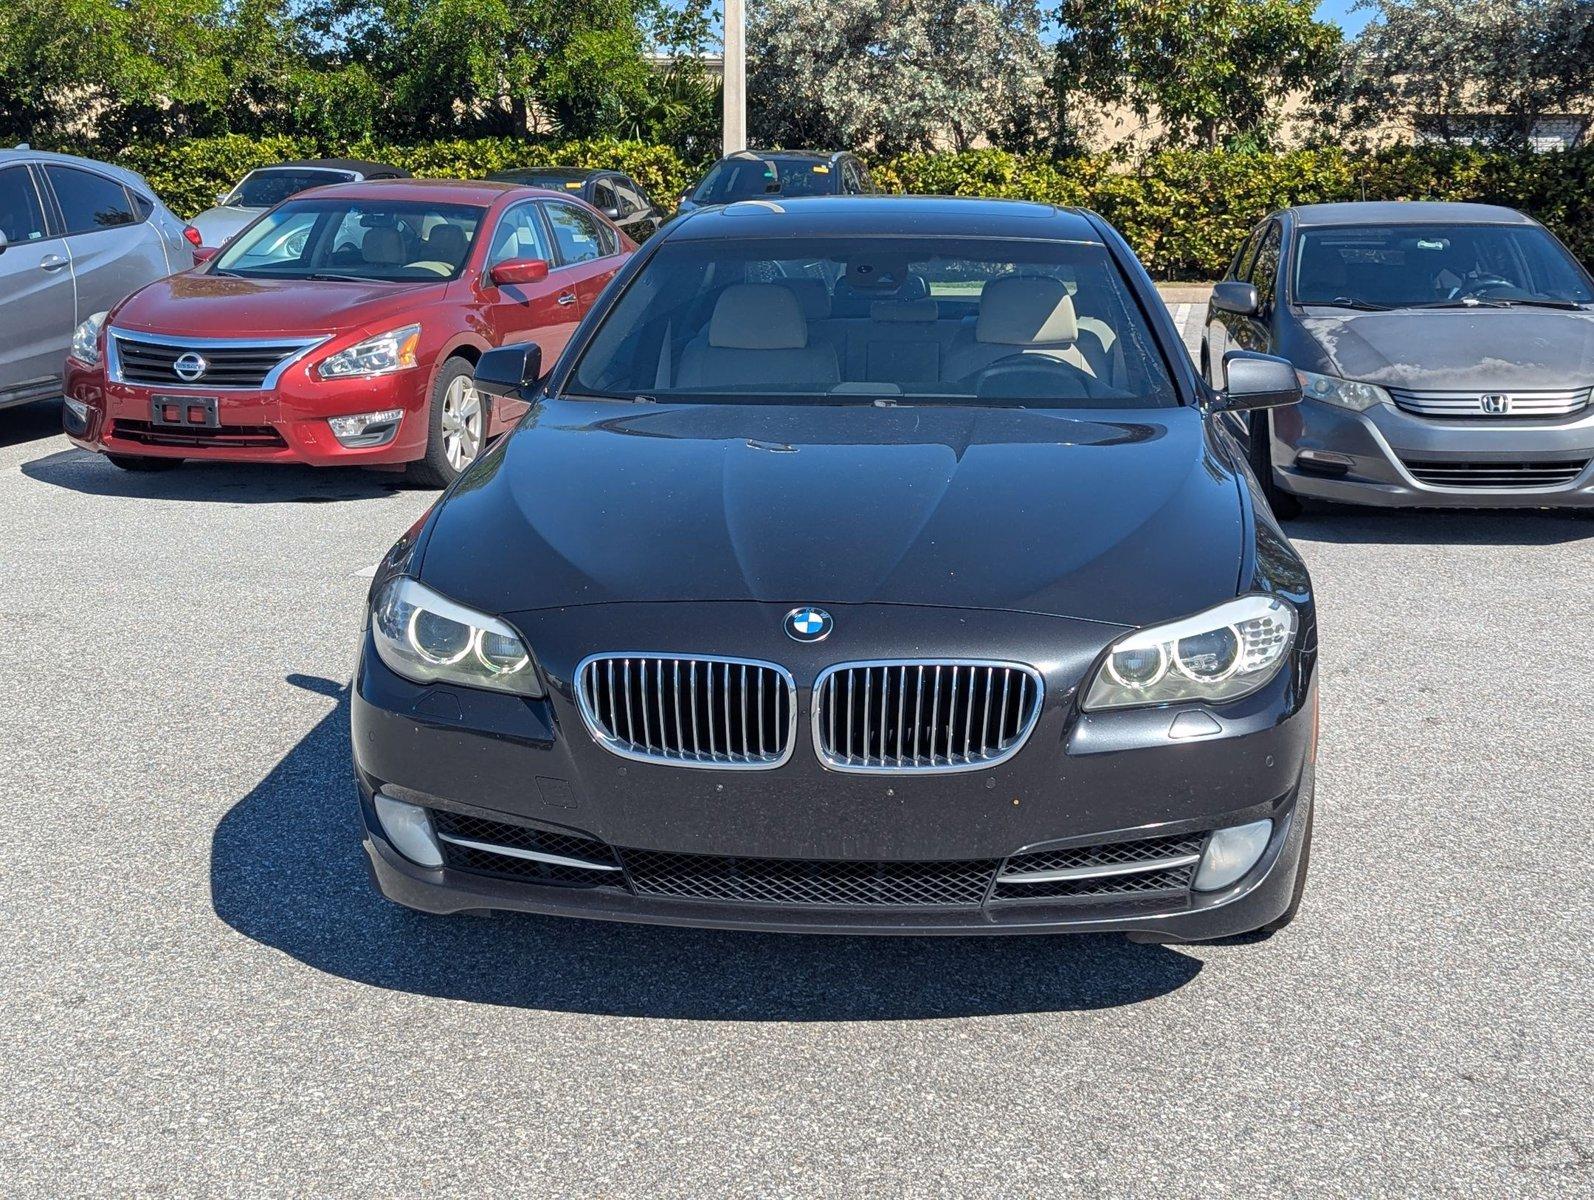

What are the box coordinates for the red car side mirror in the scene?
[490,257,550,287]
[193,245,220,264]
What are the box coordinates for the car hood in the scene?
[1298,307,1594,391]
[110,271,448,338]
[188,206,262,246]
[421,400,1246,628]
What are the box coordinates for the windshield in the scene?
[1294,223,1593,308]
[691,159,836,203]
[569,236,1179,409]
[226,168,354,209]
[497,171,587,193]
[212,198,483,282]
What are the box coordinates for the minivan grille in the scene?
[1389,386,1589,418]
[814,661,1042,773]
[577,655,796,768]
[111,334,319,389]
[1404,459,1589,488]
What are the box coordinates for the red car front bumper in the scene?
[64,355,433,467]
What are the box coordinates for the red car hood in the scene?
[110,271,450,338]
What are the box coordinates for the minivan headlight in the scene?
[70,312,108,367]
[371,576,544,697]
[319,323,421,379]
[1084,595,1297,710]
[1296,369,1390,412]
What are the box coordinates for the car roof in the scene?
[291,178,538,205]
[490,166,605,183]
[1288,201,1534,227]
[665,195,1102,241]
[724,149,848,164]
[0,146,151,192]
[255,158,411,178]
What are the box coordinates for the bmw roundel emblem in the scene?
[784,606,833,642]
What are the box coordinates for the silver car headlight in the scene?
[371,576,544,697]
[1296,369,1390,412]
[1084,595,1297,711]
[70,312,108,367]
[318,323,421,379]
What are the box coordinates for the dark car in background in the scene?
[189,159,411,247]
[1203,201,1594,514]
[675,150,876,215]
[1,146,199,411]
[354,196,1317,943]
[489,166,662,242]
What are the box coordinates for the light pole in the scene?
[722,0,746,155]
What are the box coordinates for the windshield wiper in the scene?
[1305,297,1391,311]
[1484,298,1587,311]
[306,272,388,283]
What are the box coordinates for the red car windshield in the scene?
[212,198,484,282]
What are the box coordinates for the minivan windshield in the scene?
[569,236,1179,408]
[212,198,484,282]
[691,158,837,203]
[1294,223,1593,308]
[226,168,353,209]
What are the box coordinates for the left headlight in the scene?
[371,576,544,697]
[70,312,108,367]
[318,323,421,379]
[1083,595,1297,711]
[1296,369,1390,412]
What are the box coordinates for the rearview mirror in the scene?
[1211,280,1262,317]
[1217,350,1301,412]
[474,342,544,398]
[490,257,550,287]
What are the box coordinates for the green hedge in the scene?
[63,136,1594,280]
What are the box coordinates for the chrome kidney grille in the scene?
[576,654,797,769]
[814,661,1044,773]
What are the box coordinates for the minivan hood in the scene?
[421,400,1246,628]
[1299,307,1594,391]
[110,271,447,338]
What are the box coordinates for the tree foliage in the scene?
[748,0,1051,155]
[1055,0,1341,150]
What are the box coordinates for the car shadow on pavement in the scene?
[0,398,67,451]
[21,447,406,503]
[1286,503,1591,546]
[211,683,1204,1020]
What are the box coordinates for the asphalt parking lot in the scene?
[2,325,1591,1194]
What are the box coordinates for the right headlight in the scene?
[371,576,544,697]
[1296,369,1390,412]
[1083,595,1297,711]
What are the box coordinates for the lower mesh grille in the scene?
[619,849,1001,907]
[431,810,621,887]
[992,833,1206,901]
[112,419,288,449]
[1403,459,1588,488]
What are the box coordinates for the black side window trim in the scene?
[543,198,617,267]
[0,164,54,242]
[39,164,141,239]
[487,198,555,270]
[1251,220,1283,308]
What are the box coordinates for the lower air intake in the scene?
[619,849,1002,907]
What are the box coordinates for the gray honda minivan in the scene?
[0,147,195,410]
[1202,201,1594,514]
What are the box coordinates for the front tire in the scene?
[1248,410,1301,519]
[106,453,182,472]
[407,357,487,488]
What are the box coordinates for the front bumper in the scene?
[352,601,1317,938]
[62,357,431,466]
[1269,396,1594,507]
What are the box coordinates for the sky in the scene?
[1318,0,1375,36]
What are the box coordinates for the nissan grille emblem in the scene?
[1480,393,1512,415]
[173,352,209,383]
[784,607,833,643]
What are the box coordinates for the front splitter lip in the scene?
[360,783,1311,940]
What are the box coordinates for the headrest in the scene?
[427,223,467,264]
[976,277,1078,345]
[709,284,808,350]
[871,298,938,323]
[361,226,406,265]
[779,278,832,320]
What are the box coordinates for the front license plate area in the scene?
[151,395,219,429]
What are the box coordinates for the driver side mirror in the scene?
[490,257,550,287]
[602,205,621,221]
[193,245,219,264]
[474,342,544,399]
[1216,350,1301,412]
[0,230,8,256]
[1211,280,1262,317]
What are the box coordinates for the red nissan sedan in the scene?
[63,179,633,485]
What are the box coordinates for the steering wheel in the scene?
[960,351,1102,401]
[1447,273,1514,300]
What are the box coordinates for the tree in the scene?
[748,0,1051,155]
[1336,0,1594,148]
[1054,0,1342,150]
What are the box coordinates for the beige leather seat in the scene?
[943,277,1097,383]
[360,226,406,266]
[676,284,839,389]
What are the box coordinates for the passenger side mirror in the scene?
[1217,350,1301,412]
[489,257,550,287]
[1211,280,1262,317]
[474,342,544,398]
[193,245,220,264]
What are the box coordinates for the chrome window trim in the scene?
[106,328,331,391]
[811,658,1045,775]
[574,651,799,771]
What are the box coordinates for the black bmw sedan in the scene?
[353,197,1318,942]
